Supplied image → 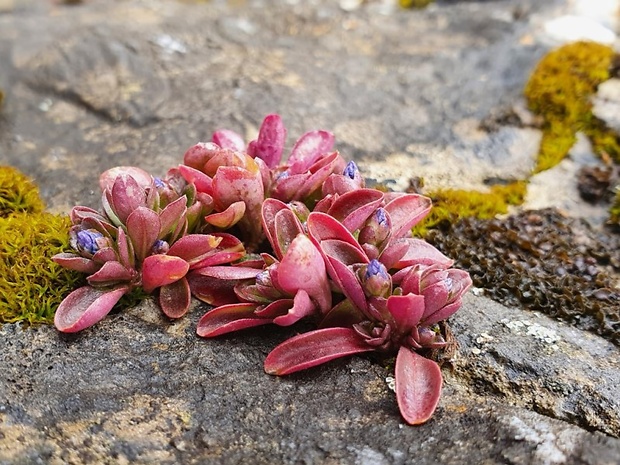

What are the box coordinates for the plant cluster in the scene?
[0,166,84,325]
[53,114,471,425]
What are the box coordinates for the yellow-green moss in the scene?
[0,212,84,325]
[413,181,528,236]
[0,166,45,217]
[525,41,618,172]
[400,0,434,8]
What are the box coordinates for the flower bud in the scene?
[151,239,170,255]
[72,229,110,256]
[358,259,392,298]
[358,208,391,247]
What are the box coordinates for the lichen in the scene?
[524,41,619,172]
[427,209,620,346]
[0,166,45,218]
[0,212,85,325]
[412,180,527,236]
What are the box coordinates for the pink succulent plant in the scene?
[52,113,472,426]
[53,167,244,332]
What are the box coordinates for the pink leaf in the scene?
[387,294,425,335]
[116,227,134,269]
[141,254,189,293]
[307,212,366,255]
[159,277,191,319]
[54,286,129,333]
[395,347,443,425]
[276,235,331,313]
[205,201,246,228]
[272,290,317,326]
[187,272,241,306]
[52,253,99,274]
[212,129,246,152]
[287,130,335,173]
[327,188,384,233]
[159,195,188,239]
[272,209,304,259]
[196,303,269,337]
[111,174,148,224]
[189,233,246,268]
[126,207,161,262]
[250,114,286,168]
[87,261,134,285]
[264,327,373,375]
[392,238,454,269]
[384,194,432,240]
[167,234,222,265]
[99,166,152,193]
[261,198,289,250]
[178,165,213,194]
[183,142,220,170]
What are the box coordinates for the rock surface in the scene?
[1,0,619,463]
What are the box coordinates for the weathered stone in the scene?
[0,295,619,464]
[0,0,619,462]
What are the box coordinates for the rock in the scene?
[543,15,617,44]
[592,78,620,135]
[0,295,619,464]
[0,0,619,462]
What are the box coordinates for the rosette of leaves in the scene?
[52,167,245,332]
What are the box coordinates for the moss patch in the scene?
[525,41,618,172]
[413,181,527,236]
[0,166,45,217]
[427,209,620,346]
[0,166,84,325]
[399,0,434,8]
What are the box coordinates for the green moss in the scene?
[609,189,620,227]
[525,41,618,172]
[0,212,84,325]
[0,166,46,217]
[0,165,84,325]
[413,181,527,236]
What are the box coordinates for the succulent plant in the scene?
[53,166,244,332]
[51,113,472,425]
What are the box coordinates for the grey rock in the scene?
[0,296,619,464]
[593,78,620,135]
[0,0,619,463]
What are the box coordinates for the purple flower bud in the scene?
[153,177,165,189]
[151,239,170,255]
[75,230,105,255]
[343,161,359,180]
[358,259,392,298]
[358,208,391,247]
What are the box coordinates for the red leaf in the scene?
[264,327,373,375]
[395,347,443,425]
[196,303,269,337]
[384,194,432,240]
[54,286,129,333]
[159,278,191,319]
[127,207,161,262]
[52,253,99,274]
[141,254,189,293]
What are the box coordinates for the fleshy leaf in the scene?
[287,130,335,174]
[167,234,222,265]
[141,254,189,293]
[126,207,161,262]
[249,114,286,168]
[159,277,191,319]
[387,294,425,335]
[392,238,454,269]
[384,194,432,240]
[87,261,134,285]
[264,327,373,375]
[99,166,153,193]
[327,188,384,233]
[276,235,331,313]
[205,201,246,228]
[212,129,246,152]
[52,253,99,274]
[54,286,129,333]
[178,165,213,194]
[196,303,269,337]
[111,174,147,224]
[395,347,443,425]
[272,290,317,326]
[159,195,188,239]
